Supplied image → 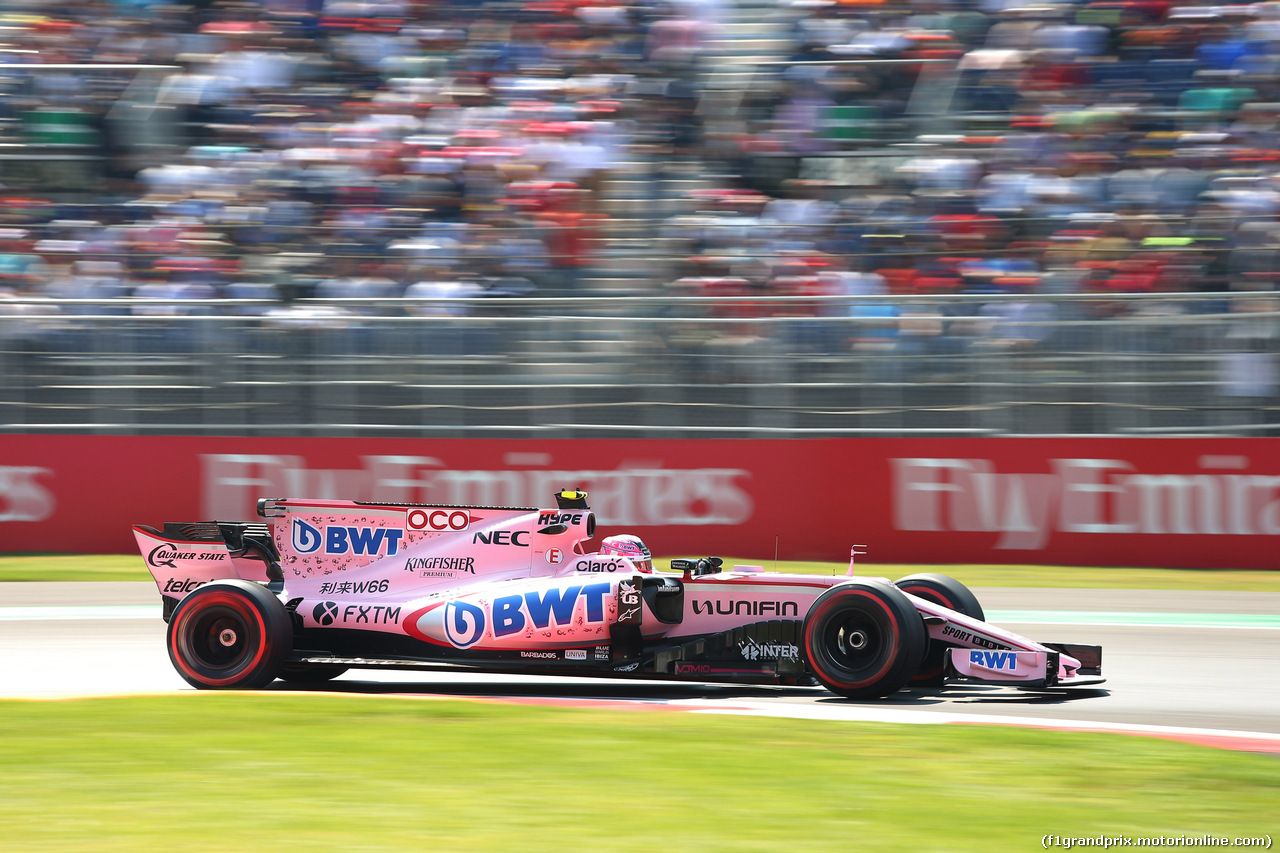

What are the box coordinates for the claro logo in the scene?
[0,466,55,523]
[893,456,1280,550]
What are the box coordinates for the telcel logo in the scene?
[292,520,404,556]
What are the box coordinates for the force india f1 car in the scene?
[131,491,1104,698]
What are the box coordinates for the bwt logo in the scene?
[442,583,612,648]
[407,508,471,532]
[444,601,487,647]
[292,520,404,556]
[969,650,1018,671]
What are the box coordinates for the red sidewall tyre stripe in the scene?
[900,585,953,681]
[171,591,270,688]
[804,589,901,691]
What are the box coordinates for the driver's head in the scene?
[599,534,652,573]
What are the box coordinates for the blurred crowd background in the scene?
[2,0,1280,435]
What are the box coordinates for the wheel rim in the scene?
[181,604,253,672]
[819,605,891,679]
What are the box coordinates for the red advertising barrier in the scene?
[2,435,1278,569]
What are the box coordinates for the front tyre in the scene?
[167,581,292,689]
[894,573,985,686]
[803,581,928,699]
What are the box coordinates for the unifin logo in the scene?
[293,519,322,553]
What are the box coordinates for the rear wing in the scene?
[131,520,283,618]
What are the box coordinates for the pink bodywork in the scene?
[133,498,1093,686]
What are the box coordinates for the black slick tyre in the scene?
[167,580,292,689]
[894,573,985,686]
[803,581,928,699]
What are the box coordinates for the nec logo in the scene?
[472,530,529,547]
[292,519,404,556]
[969,650,1018,671]
[538,512,583,525]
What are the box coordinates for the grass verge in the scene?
[0,555,152,583]
[2,553,1279,590]
[0,694,1274,852]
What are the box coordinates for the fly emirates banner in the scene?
[2,436,1277,569]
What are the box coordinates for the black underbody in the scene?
[283,619,813,686]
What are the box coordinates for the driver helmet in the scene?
[599,534,652,573]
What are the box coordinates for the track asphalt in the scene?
[2,583,1278,753]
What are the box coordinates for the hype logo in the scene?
[445,600,486,648]
[293,519,322,553]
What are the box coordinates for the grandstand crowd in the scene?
[1,0,1280,336]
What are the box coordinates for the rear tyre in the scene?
[894,573,984,686]
[803,581,928,699]
[167,580,292,689]
[278,663,349,683]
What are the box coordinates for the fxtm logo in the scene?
[312,601,401,626]
[292,520,404,556]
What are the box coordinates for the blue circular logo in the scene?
[444,601,487,648]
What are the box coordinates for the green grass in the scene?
[3,553,1280,590]
[0,555,152,583]
[0,695,1274,852]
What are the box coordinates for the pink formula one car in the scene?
[132,491,1103,698]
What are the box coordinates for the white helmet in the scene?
[599,534,652,573]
